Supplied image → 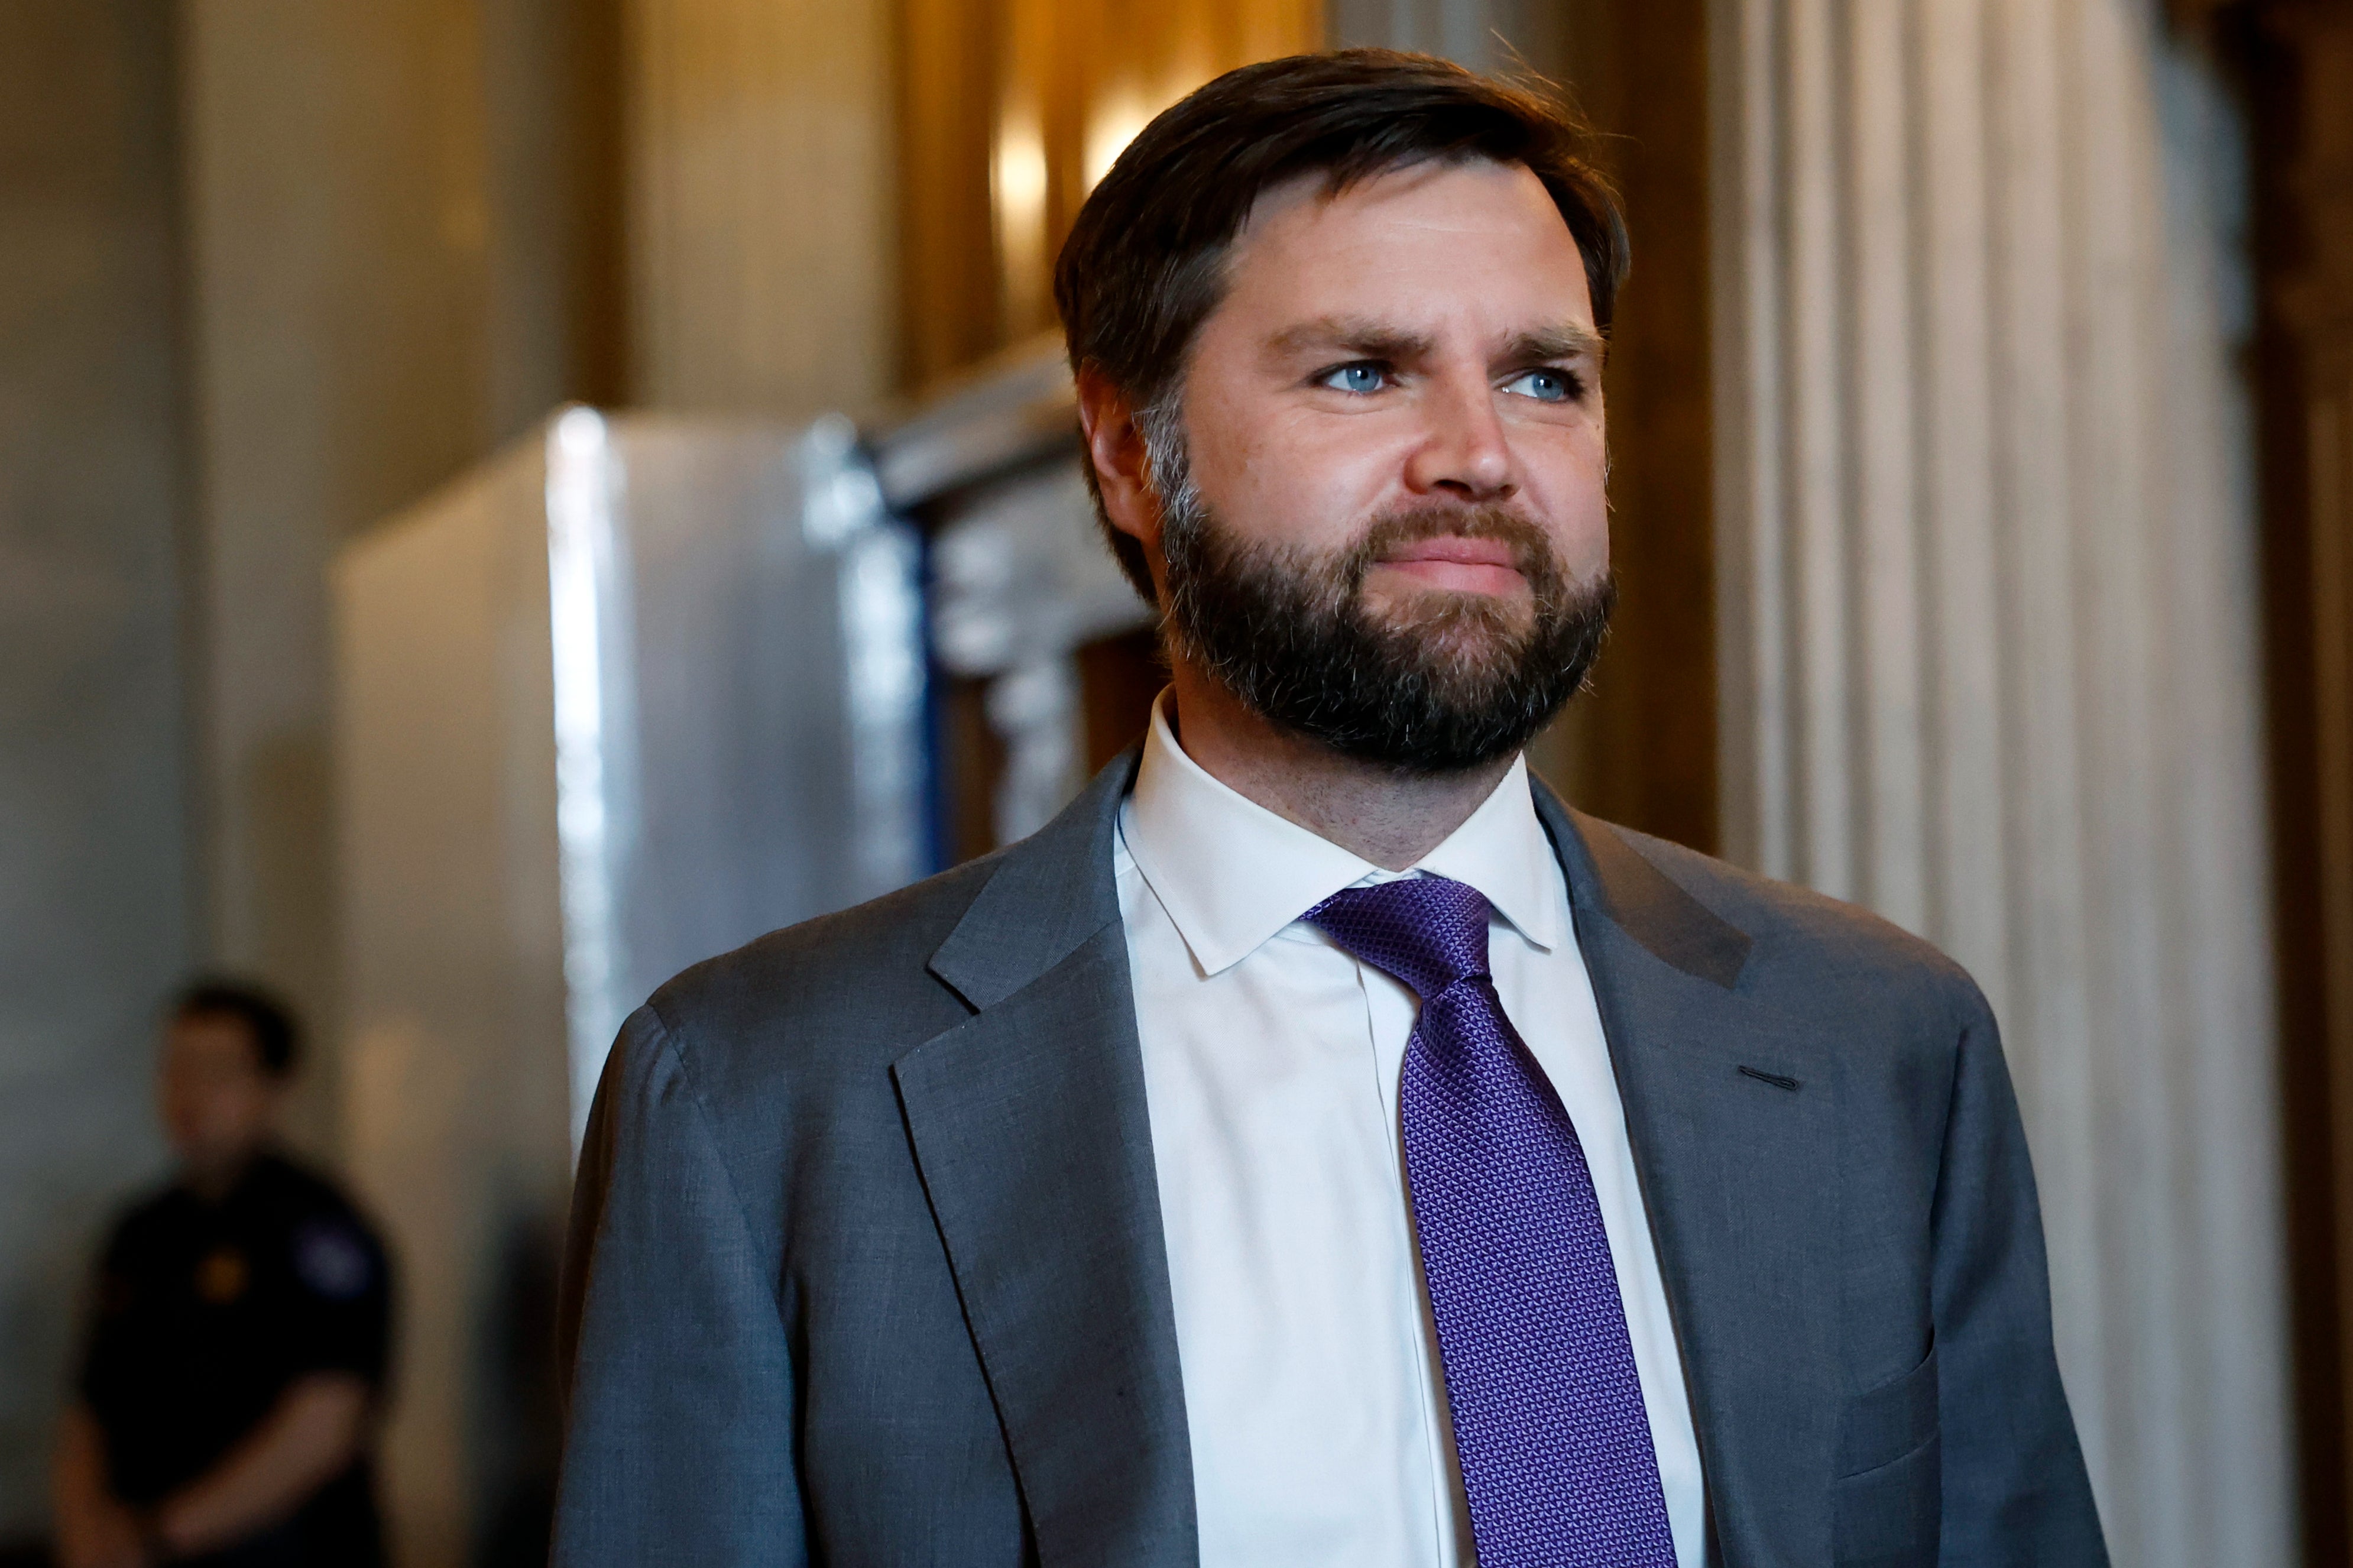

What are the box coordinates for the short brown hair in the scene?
[1055,48,1629,598]
[173,978,301,1078]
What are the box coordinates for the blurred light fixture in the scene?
[993,105,1049,331]
[1084,88,1154,191]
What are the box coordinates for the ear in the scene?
[1075,364,1163,565]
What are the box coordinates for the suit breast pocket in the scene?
[1833,1342,1940,1567]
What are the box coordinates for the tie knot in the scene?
[1305,874,1493,1001]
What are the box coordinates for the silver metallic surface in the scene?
[868,333,1078,509]
[930,462,1149,676]
[547,410,928,1143]
[884,339,1155,845]
[335,406,930,1559]
[341,400,929,1211]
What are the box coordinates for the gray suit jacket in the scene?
[553,751,2106,1566]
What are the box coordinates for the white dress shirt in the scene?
[1115,694,1706,1567]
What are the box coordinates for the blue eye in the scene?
[1506,368,1576,403]
[1320,362,1388,394]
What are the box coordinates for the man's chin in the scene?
[1363,574,1535,612]
[1360,584,1537,637]
[1357,600,1538,670]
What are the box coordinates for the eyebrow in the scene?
[1265,315,1606,367]
[1502,323,1607,364]
[1266,315,1435,364]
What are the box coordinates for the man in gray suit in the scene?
[555,50,2105,1567]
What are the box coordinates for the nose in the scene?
[1402,367,1516,503]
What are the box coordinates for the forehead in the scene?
[1217,157,1593,330]
[167,1011,261,1065]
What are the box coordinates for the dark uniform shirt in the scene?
[79,1152,391,1568]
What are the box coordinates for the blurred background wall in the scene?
[2,0,2349,1563]
[0,4,192,1533]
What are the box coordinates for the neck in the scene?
[182,1147,262,1204]
[1165,664,1516,872]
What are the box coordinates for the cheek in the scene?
[225,1086,273,1130]
[1186,396,1398,550]
[1565,472,1612,575]
[167,1083,245,1135]
[1525,425,1612,577]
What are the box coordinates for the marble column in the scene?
[1713,0,2291,1558]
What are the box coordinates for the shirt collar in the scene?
[1119,690,1565,977]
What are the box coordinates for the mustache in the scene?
[1338,505,1573,606]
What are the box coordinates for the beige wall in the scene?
[180,6,900,1562]
[180,0,896,1141]
[177,0,623,1142]
[182,0,501,1139]
[0,1,194,1537]
[624,0,897,415]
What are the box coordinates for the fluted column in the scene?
[1713,1,2290,1559]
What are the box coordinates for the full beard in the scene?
[1149,426,1615,775]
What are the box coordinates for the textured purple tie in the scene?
[1308,874,1675,1568]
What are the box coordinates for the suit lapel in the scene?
[1535,787,1842,1561]
[892,757,1836,1563]
[893,752,1195,1568]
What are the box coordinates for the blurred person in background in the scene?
[50,983,390,1568]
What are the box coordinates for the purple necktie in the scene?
[1308,874,1676,1568]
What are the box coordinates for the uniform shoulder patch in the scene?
[292,1219,376,1300]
